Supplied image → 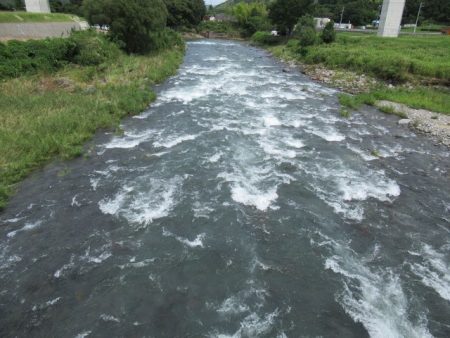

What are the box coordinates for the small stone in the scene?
[282,68,289,73]
[398,119,411,125]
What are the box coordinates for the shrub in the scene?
[251,31,280,45]
[321,21,335,44]
[84,0,168,54]
[69,30,120,66]
[299,27,316,47]
[148,29,185,51]
[0,31,119,80]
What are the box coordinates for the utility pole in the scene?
[339,6,345,28]
[413,2,423,34]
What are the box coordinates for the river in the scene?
[1,40,449,337]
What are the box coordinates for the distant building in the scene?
[314,18,331,29]
[214,13,235,22]
[25,0,50,13]
[334,23,352,30]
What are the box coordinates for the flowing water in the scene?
[1,40,449,337]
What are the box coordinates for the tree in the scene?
[321,20,336,43]
[268,0,313,35]
[164,0,206,29]
[84,0,168,54]
[232,2,270,35]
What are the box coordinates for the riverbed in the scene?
[1,39,449,337]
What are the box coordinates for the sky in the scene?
[204,0,225,6]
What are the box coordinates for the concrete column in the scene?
[25,0,51,13]
[377,0,405,37]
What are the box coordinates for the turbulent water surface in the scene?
[1,40,450,337]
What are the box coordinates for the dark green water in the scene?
[1,40,449,337]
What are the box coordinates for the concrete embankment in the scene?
[0,21,88,41]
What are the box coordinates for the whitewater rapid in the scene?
[0,40,449,337]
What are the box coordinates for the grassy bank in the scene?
[266,33,450,114]
[0,11,79,23]
[0,33,184,210]
[339,87,450,115]
[269,34,450,83]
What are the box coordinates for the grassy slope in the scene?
[0,11,79,23]
[0,47,184,210]
[268,34,450,114]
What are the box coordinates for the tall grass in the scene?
[271,34,450,83]
[0,36,184,210]
[339,87,450,115]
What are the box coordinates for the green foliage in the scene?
[0,30,120,79]
[164,0,206,29]
[340,108,351,118]
[268,0,313,34]
[339,87,450,116]
[70,30,120,66]
[321,21,336,44]
[197,20,241,37]
[84,0,168,54]
[0,46,184,210]
[232,2,270,36]
[50,0,84,16]
[299,34,450,83]
[295,14,315,32]
[251,31,280,45]
[299,26,316,47]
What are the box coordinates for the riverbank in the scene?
[0,34,184,210]
[263,34,450,145]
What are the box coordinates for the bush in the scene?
[148,29,185,51]
[84,0,168,54]
[0,31,119,79]
[299,27,316,47]
[321,21,336,44]
[251,31,281,45]
[70,30,120,66]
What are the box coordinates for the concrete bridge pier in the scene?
[25,0,51,13]
[377,0,406,37]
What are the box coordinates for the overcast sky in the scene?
[204,0,225,6]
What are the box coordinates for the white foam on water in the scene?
[99,314,120,323]
[308,164,400,221]
[306,126,346,142]
[263,116,282,127]
[153,133,200,148]
[336,175,400,203]
[208,152,222,163]
[32,297,62,312]
[230,183,278,212]
[409,244,450,302]
[119,258,156,269]
[163,228,206,248]
[346,144,378,161]
[259,139,296,159]
[81,246,112,264]
[283,138,305,149]
[192,201,214,219]
[7,220,43,238]
[99,186,133,216]
[71,194,81,207]
[54,255,75,278]
[217,296,250,315]
[212,310,279,338]
[74,331,91,338]
[103,129,153,150]
[312,232,433,338]
[99,177,182,226]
